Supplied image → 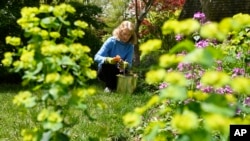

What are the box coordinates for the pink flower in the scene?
[159,82,168,89]
[175,34,183,41]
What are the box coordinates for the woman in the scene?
[94,21,137,93]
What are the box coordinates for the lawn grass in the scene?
[0,83,152,141]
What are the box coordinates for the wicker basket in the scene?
[116,74,138,94]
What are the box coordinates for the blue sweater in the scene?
[94,37,134,69]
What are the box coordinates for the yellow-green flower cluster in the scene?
[143,121,166,140]
[6,36,21,46]
[20,50,35,69]
[60,74,74,85]
[13,91,36,108]
[17,7,40,29]
[74,20,88,29]
[41,41,70,56]
[37,109,63,131]
[21,128,38,141]
[20,7,39,18]
[201,71,230,88]
[73,88,96,100]
[84,68,97,79]
[39,5,53,13]
[204,114,230,134]
[171,109,199,133]
[200,14,250,41]
[164,71,187,86]
[39,30,49,39]
[162,19,200,35]
[53,3,75,17]
[134,95,160,115]
[187,90,208,101]
[69,43,91,60]
[49,31,61,39]
[68,29,85,38]
[123,112,142,127]
[1,52,13,67]
[146,69,166,84]
[231,77,250,94]
[159,54,183,68]
[45,72,60,83]
[139,39,162,59]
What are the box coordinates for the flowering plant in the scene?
[2,4,97,140]
[124,12,250,141]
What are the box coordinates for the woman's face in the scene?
[120,29,132,43]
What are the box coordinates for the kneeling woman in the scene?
[94,21,137,93]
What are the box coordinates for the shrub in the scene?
[123,13,250,141]
[2,3,97,140]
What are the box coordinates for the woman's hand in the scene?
[105,55,121,64]
[118,60,129,70]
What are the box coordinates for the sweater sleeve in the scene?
[94,37,114,66]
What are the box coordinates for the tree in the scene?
[127,0,185,66]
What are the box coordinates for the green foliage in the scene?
[66,2,106,59]
[136,10,182,92]
[123,13,250,141]
[0,0,40,82]
[0,1,104,82]
[2,3,98,140]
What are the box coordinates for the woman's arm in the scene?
[94,37,114,65]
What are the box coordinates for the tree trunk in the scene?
[134,0,154,66]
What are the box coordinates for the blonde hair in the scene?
[112,21,137,45]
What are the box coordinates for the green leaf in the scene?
[60,56,75,66]
[202,94,235,116]
[186,101,202,115]
[40,17,60,29]
[43,122,63,131]
[34,62,43,74]
[49,87,60,100]
[24,97,36,108]
[201,103,235,117]
[58,16,70,26]
[169,40,195,54]
[160,85,187,101]
[42,93,50,101]
[41,131,52,141]
[184,48,214,67]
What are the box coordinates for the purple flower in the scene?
[216,60,222,65]
[193,12,206,23]
[216,66,222,71]
[177,62,190,71]
[201,86,214,93]
[224,85,233,93]
[236,108,241,115]
[216,60,223,71]
[232,68,245,77]
[244,97,250,106]
[236,52,242,59]
[195,40,209,48]
[215,88,225,94]
[196,82,214,93]
[159,82,168,89]
[185,73,193,79]
[175,34,183,41]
